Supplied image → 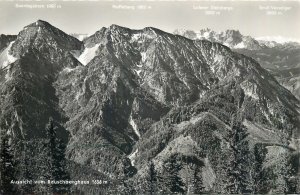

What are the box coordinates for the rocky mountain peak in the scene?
[0,20,83,74]
[29,19,51,27]
[199,28,213,34]
[10,20,82,63]
[21,20,61,36]
[108,24,132,34]
[142,26,164,34]
[224,29,242,36]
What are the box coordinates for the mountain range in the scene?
[0,20,300,194]
[173,28,300,50]
[174,28,300,100]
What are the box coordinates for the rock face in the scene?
[0,21,300,194]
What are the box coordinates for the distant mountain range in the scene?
[174,28,299,50]
[0,20,299,194]
[174,28,300,100]
[256,36,300,44]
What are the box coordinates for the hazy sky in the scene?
[0,0,299,40]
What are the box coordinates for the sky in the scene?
[0,0,299,40]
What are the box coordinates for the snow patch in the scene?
[0,41,17,69]
[75,91,81,101]
[76,44,100,66]
[141,52,147,62]
[5,71,12,82]
[240,82,259,100]
[276,96,282,103]
[199,90,206,98]
[203,32,210,38]
[132,33,141,41]
[262,109,272,125]
[62,67,76,73]
[134,69,142,77]
[128,148,138,166]
[213,54,223,64]
[129,114,140,138]
[223,42,230,47]
[234,42,246,49]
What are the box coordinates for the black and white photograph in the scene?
[0,0,299,194]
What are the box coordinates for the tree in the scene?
[253,143,268,193]
[193,165,205,194]
[145,160,159,194]
[116,158,136,194]
[221,114,239,193]
[271,150,292,194]
[235,138,254,193]
[164,156,184,194]
[0,135,16,194]
[44,117,70,193]
[17,141,35,193]
[221,113,254,194]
